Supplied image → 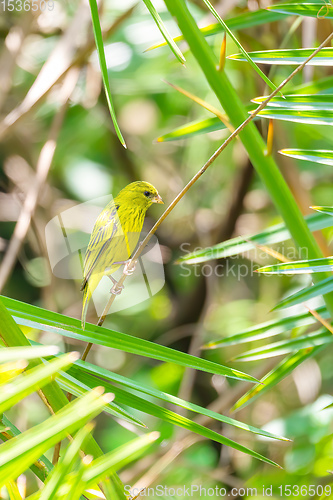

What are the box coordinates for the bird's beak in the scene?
[152,194,164,204]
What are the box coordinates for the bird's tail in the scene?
[81,279,94,330]
[81,274,100,329]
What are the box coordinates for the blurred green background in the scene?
[0,0,333,497]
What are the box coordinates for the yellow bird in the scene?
[81,181,163,329]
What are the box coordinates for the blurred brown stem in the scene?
[0,69,79,292]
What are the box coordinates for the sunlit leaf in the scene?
[164,80,232,128]
[177,212,333,264]
[203,305,329,348]
[0,345,59,364]
[88,0,126,147]
[147,9,287,51]
[142,0,185,64]
[1,296,259,383]
[255,108,333,125]
[66,360,289,441]
[253,94,333,109]
[82,432,160,487]
[232,347,323,411]
[0,298,124,498]
[0,352,78,414]
[202,0,279,93]
[279,149,333,166]
[1,415,52,482]
[156,107,256,142]
[273,276,333,310]
[289,74,333,94]
[157,76,333,142]
[228,47,333,66]
[267,2,333,18]
[70,369,281,467]
[156,116,226,142]
[232,330,332,362]
[5,481,22,500]
[57,370,146,427]
[39,424,94,500]
[0,388,112,485]
[311,205,333,216]
[258,257,333,274]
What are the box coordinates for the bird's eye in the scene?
[144,191,151,197]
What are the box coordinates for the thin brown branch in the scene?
[0,68,79,292]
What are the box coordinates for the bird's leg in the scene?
[107,275,124,295]
[124,259,137,275]
[112,259,137,276]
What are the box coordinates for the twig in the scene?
[0,12,33,112]
[79,30,333,363]
[0,4,137,140]
[0,68,79,292]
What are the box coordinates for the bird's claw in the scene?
[124,260,137,276]
[110,283,124,295]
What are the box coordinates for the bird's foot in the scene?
[110,282,124,295]
[124,259,137,276]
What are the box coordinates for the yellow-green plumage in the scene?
[81,181,163,329]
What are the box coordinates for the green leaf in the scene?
[5,481,22,500]
[147,9,287,50]
[0,352,78,414]
[156,105,257,142]
[256,108,333,126]
[39,424,94,500]
[311,205,333,216]
[228,47,333,66]
[156,116,226,142]
[163,0,333,318]
[202,0,279,93]
[285,74,333,94]
[82,432,160,487]
[177,212,333,264]
[1,415,52,482]
[56,370,146,428]
[157,76,333,142]
[1,296,259,384]
[267,2,333,18]
[273,276,333,310]
[203,305,329,348]
[279,149,333,166]
[0,388,112,486]
[71,370,281,467]
[253,94,333,109]
[88,0,126,147]
[232,347,324,411]
[0,345,60,364]
[67,361,289,442]
[142,0,185,64]
[0,298,125,498]
[232,330,333,362]
[258,257,333,274]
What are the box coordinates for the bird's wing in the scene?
[81,204,119,290]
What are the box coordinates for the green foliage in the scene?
[1,0,333,495]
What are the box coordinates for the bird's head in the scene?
[116,181,163,210]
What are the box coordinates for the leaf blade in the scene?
[228,47,333,66]
[142,0,185,64]
[1,296,259,384]
[88,0,126,147]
